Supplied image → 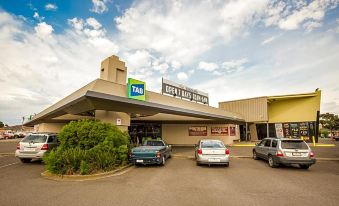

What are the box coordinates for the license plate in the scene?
[136,160,144,163]
[24,147,36,151]
[292,152,301,156]
[208,158,221,162]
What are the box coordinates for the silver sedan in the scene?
[195,139,230,167]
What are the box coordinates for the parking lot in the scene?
[0,140,339,206]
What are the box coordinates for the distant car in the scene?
[14,132,26,139]
[195,139,230,167]
[4,132,15,139]
[333,136,339,141]
[15,133,59,163]
[129,139,172,166]
[253,138,316,169]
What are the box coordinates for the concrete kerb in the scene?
[41,164,134,182]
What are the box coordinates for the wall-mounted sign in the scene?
[275,123,284,138]
[127,78,146,101]
[211,127,228,136]
[188,126,207,136]
[290,123,299,138]
[162,78,209,105]
[230,127,236,136]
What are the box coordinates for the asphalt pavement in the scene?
[0,140,339,206]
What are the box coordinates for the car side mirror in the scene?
[255,142,259,146]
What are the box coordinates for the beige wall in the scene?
[219,97,268,122]
[34,123,66,133]
[268,91,321,123]
[162,124,240,145]
[95,110,130,132]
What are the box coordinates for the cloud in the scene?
[34,22,54,38]
[177,72,188,81]
[221,58,248,73]
[45,3,58,11]
[261,34,281,46]
[198,61,219,72]
[33,12,44,22]
[90,0,109,14]
[265,0,338,31]
[115,0,269,65]
[86,17,102,30]
[0,11,119,125]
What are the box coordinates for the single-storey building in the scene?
[25,55,245,145]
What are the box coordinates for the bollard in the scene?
[312,136,316,147]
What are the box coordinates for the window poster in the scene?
[188,126,207,136]
[275,123,284,138]
[230,126,236,136]
[290,123,300,138]
[211,127,228,136]
[283,123,291,137]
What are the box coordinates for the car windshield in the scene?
[22,135,47,143]
[281,140,308,149]
[144,140,164,146]
[201,141,225,148]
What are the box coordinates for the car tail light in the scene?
[309,152,315,158]
[276,150,284,157]
[156,151,161,158]
[16,143,20,150]
[225,148,230,155]
[197,149,202,155]
[41,144,48,150]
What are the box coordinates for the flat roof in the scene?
[25,79,245,126]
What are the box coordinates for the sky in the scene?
[0,0,338,125]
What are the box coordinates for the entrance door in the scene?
[128,122,162,146]
[239,125,246,141]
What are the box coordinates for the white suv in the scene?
[15,133,58,163]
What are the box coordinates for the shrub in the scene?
[43,119,130,175]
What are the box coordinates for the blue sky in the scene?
[0,0,338,125]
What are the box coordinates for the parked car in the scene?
[14,131,26,138]
[129,139,172,166]
[4,132,15,139]
[15,133,59,163]
[333,136,339,141]
[195,139,230,167]
[253,138,316,169]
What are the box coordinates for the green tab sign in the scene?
[127,78,146,101]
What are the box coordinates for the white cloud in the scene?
[33,12,44,22]
[45,3,58,11]
[266,0,338,31]
[124,50,152,71]
[198,61,219,72]
[34,22,54,38]
[0,11,120,125]
[221,58,248,73]
[261,34,281,46]
[177,72,188,81]
[115,0,269,65]
[86,17,102,30]
[90,0,109,14]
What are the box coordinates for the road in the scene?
[0,140,339,206]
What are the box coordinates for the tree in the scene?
[0,121,4,128]
[320,113,339,136]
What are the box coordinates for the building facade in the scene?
[25,55,244,145]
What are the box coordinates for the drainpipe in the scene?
[245,122,248,141]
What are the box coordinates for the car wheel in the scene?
[300,165,310,169]
[161,156,166,166]
[268,155,277,168]
[253,151,259,160]
[20,158,31,163]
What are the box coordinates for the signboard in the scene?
[162,78,209,104]
[230,127,236,136]
[290,123,299,138]
[188,126,207,136]
[211,127,228,136]
[127,78,146,101]
[116,118,122,126]
[275,123,284,138]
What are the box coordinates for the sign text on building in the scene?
[162,78,209,105]
[127,78,146,101]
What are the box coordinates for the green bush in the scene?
[43,119,130,175]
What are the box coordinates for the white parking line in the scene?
[0,162,19,169]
